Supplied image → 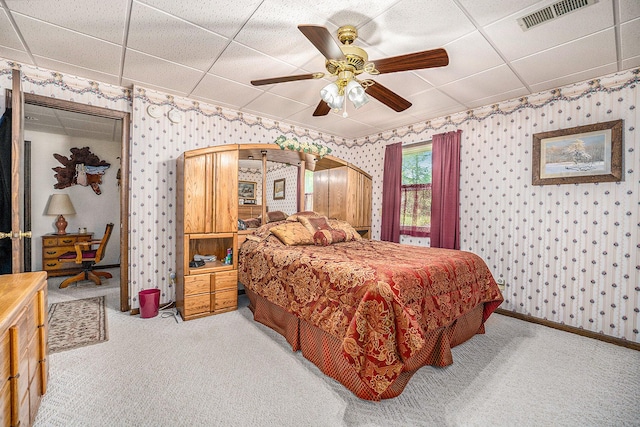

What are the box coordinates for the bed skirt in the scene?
[246,288,486,401]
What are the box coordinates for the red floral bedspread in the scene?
[238,236,503,398]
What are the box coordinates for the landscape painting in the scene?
[532,120,623,185]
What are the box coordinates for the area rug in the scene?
[48,296,108,354]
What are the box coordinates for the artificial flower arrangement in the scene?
[274,135,332,158]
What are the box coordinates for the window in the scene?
[400,143,432,237]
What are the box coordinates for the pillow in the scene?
[270,221,315,246]
[313,229,347,246]
[298,215,331,234]
[287,211,321,221]
[253,220,289,239]
[266,210,288,223]
[244,218,262,228]
[327,219,362,241]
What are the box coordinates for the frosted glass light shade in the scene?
[346,79,369,109]
[320,83,344,109]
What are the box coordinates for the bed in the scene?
[238,216,503,400]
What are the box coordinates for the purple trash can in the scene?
[139,288,160,318]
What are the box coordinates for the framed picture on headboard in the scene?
[239,181,256,200]
[273,178,285,200]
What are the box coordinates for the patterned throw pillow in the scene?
[269,221,315,246]
[286,211,321,221]
[313,229,347,246]
[266,211,288,223]
[327,219,362,241]
[298,215,331,234]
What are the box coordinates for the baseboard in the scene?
[494,308,640,352]
[94,264,120,270]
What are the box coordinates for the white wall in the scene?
[27,131,121,269]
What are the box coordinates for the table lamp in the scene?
[46,194,76,235]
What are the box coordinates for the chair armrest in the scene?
[73,240,101,263]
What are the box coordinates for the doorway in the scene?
[21,93,130,311]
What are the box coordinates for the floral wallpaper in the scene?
[1,58,637,344]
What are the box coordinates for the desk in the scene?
[41,232,93,277]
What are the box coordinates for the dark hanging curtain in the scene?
[380,142,402,242]
[0,108,12,274]
[430,129,461,250]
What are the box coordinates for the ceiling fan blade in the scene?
[298,25,345,60]
[366,82,412,112]
[312,100,331,116]
[374,48,449,74]
[251,73,324,86]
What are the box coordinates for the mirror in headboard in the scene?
[237,144,371,234]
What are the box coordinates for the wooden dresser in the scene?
[237,204,262,219]
[0,272,48,427]
[41,232,92,277]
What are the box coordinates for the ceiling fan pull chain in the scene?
[342,95,348,118]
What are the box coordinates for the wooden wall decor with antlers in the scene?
[52,147,111,195]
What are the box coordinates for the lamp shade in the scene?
[46,194,76,215]
[320,82,344,110]
[346,79,369,109]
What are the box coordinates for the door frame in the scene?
[21,92,131,312]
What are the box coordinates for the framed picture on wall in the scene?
[532,119,623,185]
[273,178,285,200]
[238,181,256,200]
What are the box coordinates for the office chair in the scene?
[58,223,114,289]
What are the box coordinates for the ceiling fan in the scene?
[250,24,449,117]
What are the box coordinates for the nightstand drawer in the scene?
[212,289,237,311]
[212,270,237,291]
[184,274,210,296]
[184,294,210,316]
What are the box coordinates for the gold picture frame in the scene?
[532,120,623,185]
[238,180,256,200]
[273,178,285,200]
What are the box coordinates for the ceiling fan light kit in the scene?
[251,24,449,118]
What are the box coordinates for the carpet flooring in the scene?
[35,269,640,426]
[48,296,108,354]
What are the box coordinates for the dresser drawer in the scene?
[43,247,74,259]
[184,274,210,296]
[212,271,237,291]
[183,294,210,316]
[42,260,69,271]
[42,237,59,247]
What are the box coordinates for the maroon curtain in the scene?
[380,142,402,242]
[431,130,461,249]
[400,183,431,237]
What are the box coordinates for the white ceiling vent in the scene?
[517,0,598,31]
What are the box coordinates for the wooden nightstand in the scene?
[41,232,93,277]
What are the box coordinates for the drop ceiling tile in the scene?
[24,123,67,136]
[620,0,640,22]
[208,41,297,86]
[347,103,418,130]
[190,73,263,109]
[141,0,263,38]
[304,115,376,139]
[61,117,115,133]
[403,88,464,118]
[622,55,640,70]
[416,31,504,86]
[233,0,331,66]
[0,47,32,65]
[0,9,23,50]
[456,0,540,26]
[242,91,309,120]
[304,1,398,27]
[123,49,204,94]
[5,0,128,44]
[620,19,640,59]
[66,128,115,141]
[484,0,613,61]
[438,65,524,105]
[24,112,60,127]
[13,14,121,74]
[528,63,618,94]
[512,30,617,86]
[358,0,475,56]
[127,2,229,72]
[463,86,529,110]
[33,55,121,86]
